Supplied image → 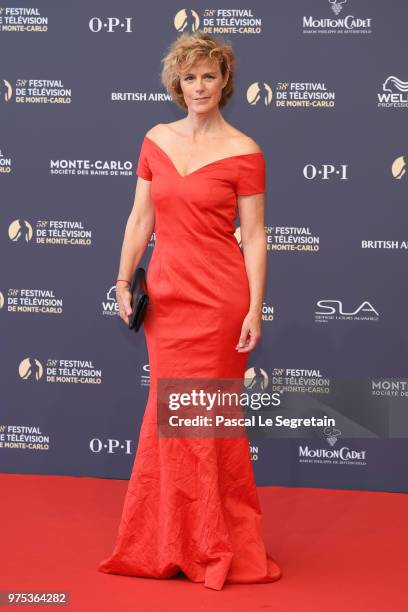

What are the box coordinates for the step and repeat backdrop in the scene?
[1,1,408,492]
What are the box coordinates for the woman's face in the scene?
[179,58,228,113]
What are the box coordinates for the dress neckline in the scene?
[144,135,263,178]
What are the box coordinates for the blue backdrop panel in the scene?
[1,1,408,492]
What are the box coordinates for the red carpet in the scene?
[0,473,406,611]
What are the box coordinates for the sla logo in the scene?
[315,300,379,323]
[246,82,273,106]
[244,366,269,391]
[8,219,33,242]
[391,156,406,179]
[102,286,119,317]
[90,438,134,454]
[88,17,133,32]
[174,9,200,32]
[303,164,349,180]
[378,76,408,109]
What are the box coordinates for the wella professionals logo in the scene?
[378,76,408,109]
[302,0,372,35]
[391,156,406,179]
[174,9,200,32]
[102,286,119,317]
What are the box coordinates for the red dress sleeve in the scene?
[136,137,152,181]
[236,153,265,196]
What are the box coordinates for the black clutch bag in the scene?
[128,267,149,332]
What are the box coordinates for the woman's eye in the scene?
[184,75,215,81]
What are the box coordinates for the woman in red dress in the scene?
[98,30,281,591]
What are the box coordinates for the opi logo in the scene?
[88,17,133,33]
[303,164,348,180]
[90,438,134,454]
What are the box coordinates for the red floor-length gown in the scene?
[97,134,282,590]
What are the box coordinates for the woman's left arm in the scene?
[235,192,267,353]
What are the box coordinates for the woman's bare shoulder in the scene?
[145,123,165,140]
[145,121,182,141]
[226,126,262,155]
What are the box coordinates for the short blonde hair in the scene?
[161,30,235,111]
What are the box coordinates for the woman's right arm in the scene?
[116,176,155,325]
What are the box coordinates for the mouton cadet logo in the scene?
[302,0,372,35]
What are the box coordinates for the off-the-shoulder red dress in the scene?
[97,135,282,590]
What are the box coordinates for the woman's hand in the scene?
[116,283,132,325]
[235,310,262,353]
